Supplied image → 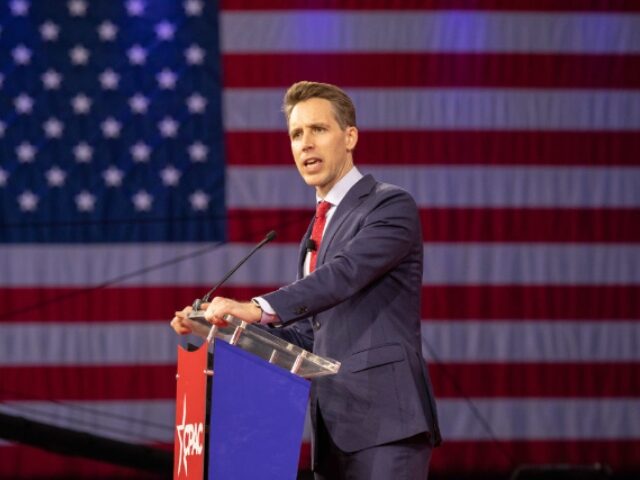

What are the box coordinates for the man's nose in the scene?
[301,130,313,150]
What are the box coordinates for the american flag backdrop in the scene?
[1,0,639,478]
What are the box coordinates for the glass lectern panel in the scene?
[185,312,340,379]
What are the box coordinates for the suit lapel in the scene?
[317,174,376,267]
[298,216,315,279]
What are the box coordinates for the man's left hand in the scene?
[204,296,262,326]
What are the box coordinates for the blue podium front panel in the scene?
[208,340,310,480]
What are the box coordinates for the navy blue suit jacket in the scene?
[263,174,441,453]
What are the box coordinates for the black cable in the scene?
[1,208,517,470]
[421,339,517,468]
[0,213,313,431]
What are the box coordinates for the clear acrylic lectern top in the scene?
[185,312,340,379]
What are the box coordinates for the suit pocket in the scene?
[347,343,405,373]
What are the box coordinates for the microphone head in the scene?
[306,239,316,251]
[265,230,277,242]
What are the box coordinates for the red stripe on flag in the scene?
[429,362,640,398]
[227,208,640,243]
[0,365,175,401]
[2,362,638,401]
[225,131,640,166]
[221,0,640,12]
[422,285,640,320]
[430,440,640,473]
[224,54,640,88]
[4,286,639,322]
[0,444,162,479]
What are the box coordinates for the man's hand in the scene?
[204,297,262,326]
[170,305,195,335]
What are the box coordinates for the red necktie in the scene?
[309,201,332,272]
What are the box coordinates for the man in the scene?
[171,81,441,479]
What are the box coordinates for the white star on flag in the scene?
[45,166,66,187]
[10,0,29,16]
[185,44,205,65]
[184,0,203,16]
[101,117,122,138]
[129,93,149,114]
[157,69,177,90]
[14,94,35,115]
[158,117,179,138]
[127,45,147,65]
[73,142,93,163]
[14,93,34,114]
[69,45,90,65]
[99,69,120,90]
[71,93,92,114]
[188,141,208,162]
[103,166,124,187]
[189,190,210,211]
[0,168,9,187]
[68,0,87,17]
[132,190,153,211]
[16,142,37,163]
[12,44,32,65]
[160,165,181,186]
[155,21,175,41]
[186,93,207,114]
[17,190,39,212]
[97,21,118,41]
[75,190,96,212]
[131,142,151,162]
[40,21,59,41]
[126,0,145,17]
[43,118,64,138]
[41,69,63,90]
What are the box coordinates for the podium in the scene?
[173,314,340,480]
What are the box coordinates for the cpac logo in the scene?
[176,394,205,477]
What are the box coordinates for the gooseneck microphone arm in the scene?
[191,230,277,312]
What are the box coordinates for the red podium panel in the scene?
[174,344,208,480]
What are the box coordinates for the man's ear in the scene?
[346,126,358,151]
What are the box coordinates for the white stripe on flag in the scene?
[221,12,640,54]
[422,244,640,285]
[439,398,640,440]
[0,400,174,444]
[2,398,638,443]
[227,166,640,208]
[421,321,640,363]
[223,89,640,131]
[2,321,638,366]
[2,244,640,286]
[0,322,177,366]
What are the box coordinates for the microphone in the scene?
[191,230,277,314]
[305,238,316,252]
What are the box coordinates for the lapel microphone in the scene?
[191,230,277,313]
[305,238,316,252]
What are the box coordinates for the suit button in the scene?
[294,306,308,315]
[312,319,320,330]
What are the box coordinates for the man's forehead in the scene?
[289,98,337,127]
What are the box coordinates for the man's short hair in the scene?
[282,81,357,130]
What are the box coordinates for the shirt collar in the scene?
[316,166,363,207]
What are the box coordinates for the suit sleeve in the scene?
[263,187,421,324]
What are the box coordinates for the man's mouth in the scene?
[303,158,321,167]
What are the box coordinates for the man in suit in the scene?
[171,81,441,479]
